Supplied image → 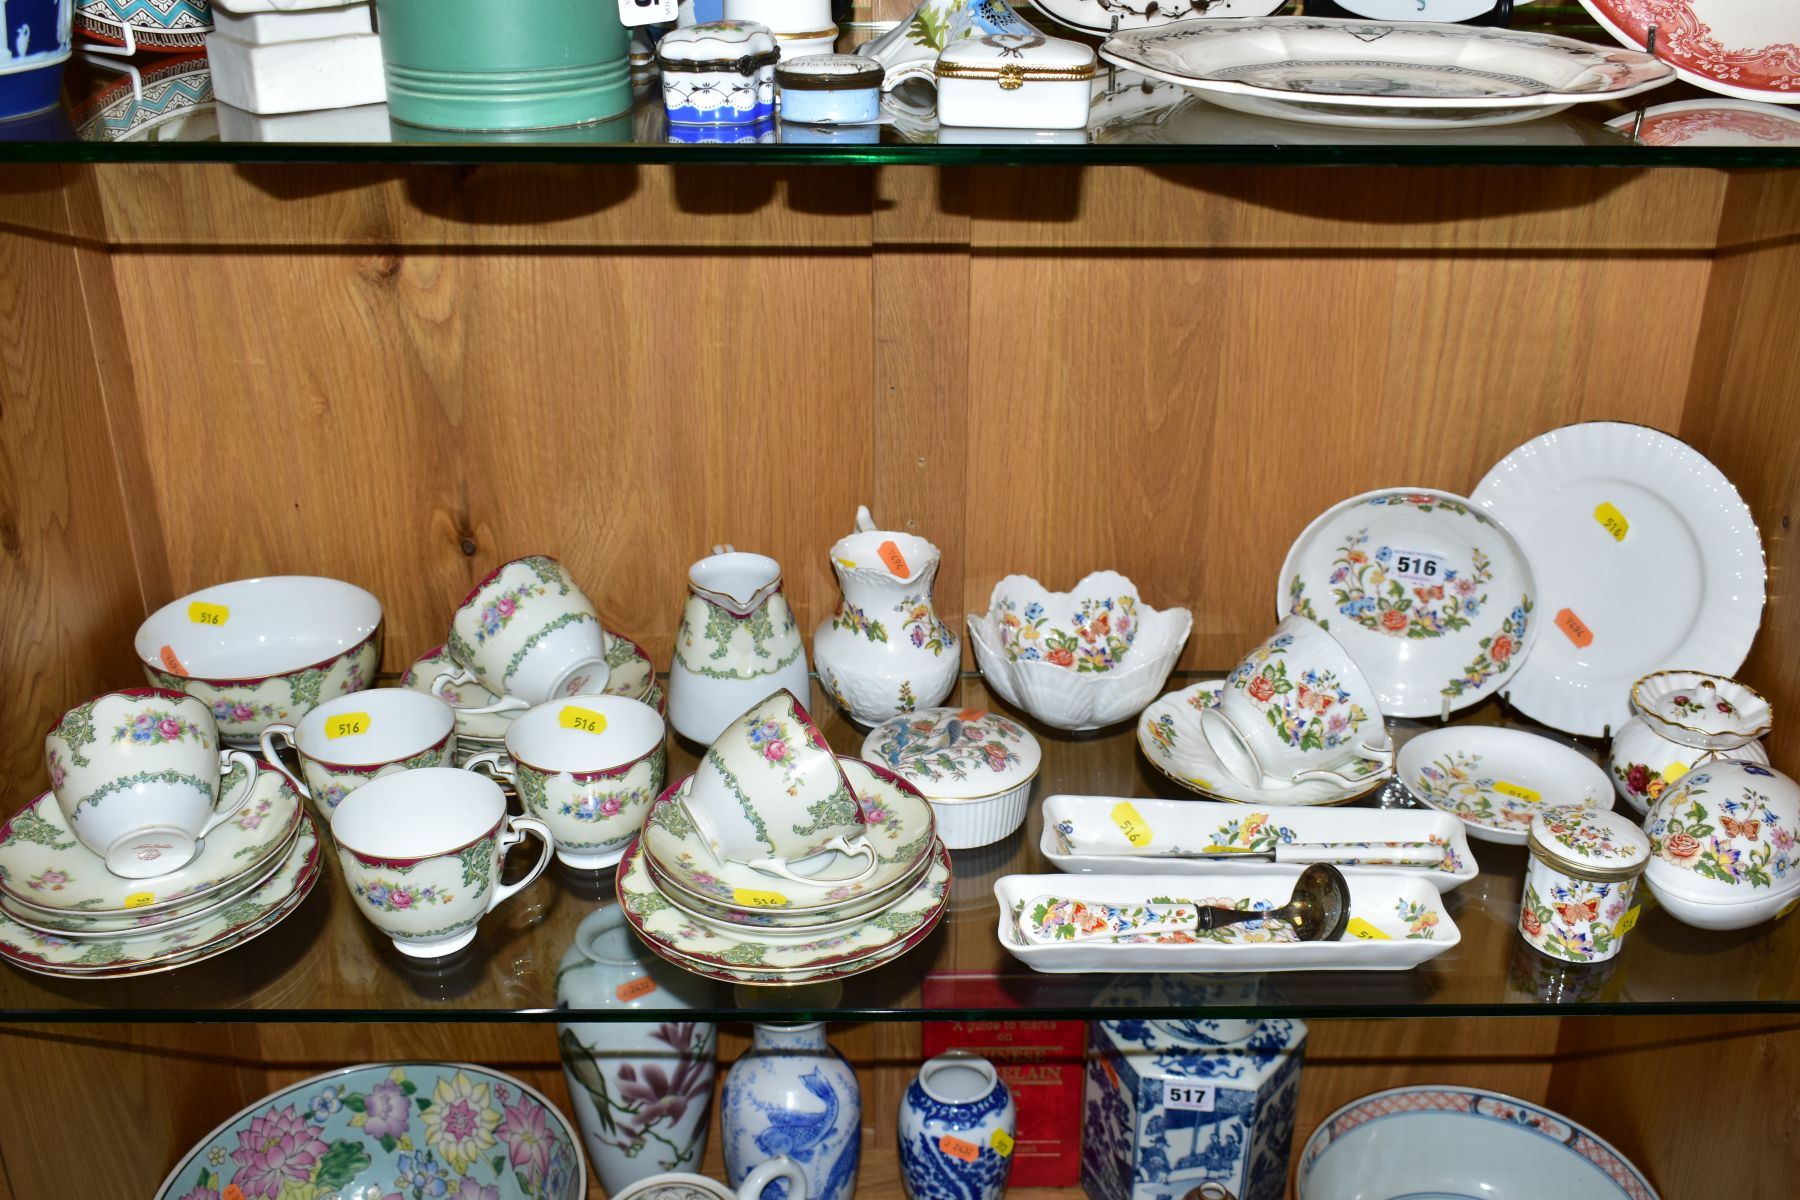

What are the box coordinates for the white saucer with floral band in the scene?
[618,835,950,981]
[0,814,320,979]
[1398,726,1613,846]
[1472,422,1764,737]
[1137,680,1387,807]
[0,766,303,917]
[1278,487,1539,719]
[402,630,660,742]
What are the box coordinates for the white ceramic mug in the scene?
[437,555,609,712]
[261,688,458,819]
[45,688,260,878]
[1201,615,1391,788]
[331,767,553,958]
[684,689,877,886]
[462,694,666,870]
[611,1158,809,1200]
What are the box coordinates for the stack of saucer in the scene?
[401,554,663,768]
[617,690,949,986]
[0,768,317,979]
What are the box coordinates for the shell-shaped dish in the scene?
[1631,670,1771,751]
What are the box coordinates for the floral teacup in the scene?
[46,688,261,878]
[261,688,457,823]
[1201,616,1390,789]
[462,694,666,871]
[438,555,609,712]
[684,690,877,886]
[331,767,552,957]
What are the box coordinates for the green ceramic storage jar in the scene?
[377,0,631,132]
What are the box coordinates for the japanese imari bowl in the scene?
[153,1062,587,1200]
[1642,759,1800,930]
[135,576,383,747]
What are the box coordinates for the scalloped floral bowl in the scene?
[154,1061,586,1200]
[1643,759,1800,930]
[1631,670,1771,751]
[968,577,1192,732]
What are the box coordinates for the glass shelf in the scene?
[2,674,1794,1024]
[4,8,1800,167]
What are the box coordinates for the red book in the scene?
[922,976,1086,1188]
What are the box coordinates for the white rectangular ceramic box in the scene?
[205,31,386,116]
[211,3,371,44]
[935,32,1095,130]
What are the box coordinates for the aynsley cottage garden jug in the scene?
[814,507,959,727]
[668,547,810,744]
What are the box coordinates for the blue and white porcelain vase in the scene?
[557,905,719,1195]
[722,1022,861,1200]
[1082,1018,1305,1200]
[898,1051,1016,1200]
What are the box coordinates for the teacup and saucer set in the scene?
[0,688,319,979]
[398,553,662,767]
[617,690,950,985]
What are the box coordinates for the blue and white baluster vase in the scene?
[556,905,719,1194]
[898,1052,1017,1200]
[722,1022,861,1200]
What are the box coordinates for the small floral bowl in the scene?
[153,1061,586,1200]
[1631,670,1771,752]
[1643,759,1800,930]
[968,574,1192,732]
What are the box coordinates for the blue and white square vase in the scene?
[1082,1018,1306,1200]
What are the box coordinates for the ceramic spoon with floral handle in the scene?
[1020,863,1351,944]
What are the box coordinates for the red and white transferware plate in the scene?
[1579,1,1800,103]
[1608,98,1800,145]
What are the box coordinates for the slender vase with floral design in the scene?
[557,905,718,1195]
[814,506,959,727]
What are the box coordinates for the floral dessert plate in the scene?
[994,868,1458,973]
[1578,0,1800,104]
[642,758,937,915]
[1041,794,1477,893]
[153,1062,585,1200]
[0,814,319,977]
[1279,488,1538,719]
[1399,726,1613,846]
[0,765,302,916]
[1298,1085,1659,1200]
[1608,98,1800,146]
[1472,422,1764,737]
[1138,680,1388,807]
[1630,670,1770,750]
[1098,18,1672,130]
[619,836,950,976]
[404,631,657,741]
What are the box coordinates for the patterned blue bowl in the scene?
[155,1062,587,1200]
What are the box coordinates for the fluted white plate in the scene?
[1472,423,1764,737]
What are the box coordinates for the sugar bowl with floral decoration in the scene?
[1518,805,1649,964]
[861,707,1040,850]
[1643,759,1800,931]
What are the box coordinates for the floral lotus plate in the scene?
[1137,680,1388,807]
[0,765,302,916]
[619,835,950,976]
[1279,488,1539,719]
[1608,98,1800,146]
[1472,422,1764,737]
[402,630,659,742]
[1298,1085,1658,1200]
[1578,0,1800,104]
[1398,726,1613,846]
[153,1062,586,1200]
[994,868,1459,973]
[1099,17,1672,130]
[642,758,937,916]
[1040,793,1477,892]
[0,814,319,978]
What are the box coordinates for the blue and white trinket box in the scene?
[655,19,778,126]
